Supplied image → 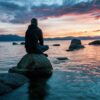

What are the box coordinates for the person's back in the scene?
[25,18,48,54]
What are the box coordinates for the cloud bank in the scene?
[0,0,99,24]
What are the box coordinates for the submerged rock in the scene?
[0,73,28,95]
[9,54,53,77]
[0,73,28,89]
[89,40,100,45]
[0,82,12,95]
[67,39,84,51]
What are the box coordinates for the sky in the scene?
[0,0,100,38]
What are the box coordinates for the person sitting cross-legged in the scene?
[25,18,49,56]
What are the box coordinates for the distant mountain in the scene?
[0,34,100,41]
[45,36,100,41]
[0,34,24,41]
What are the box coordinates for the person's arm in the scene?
[39,29,44,45]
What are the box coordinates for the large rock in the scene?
[0,73,28,95]
[9,54,53,77]
[89,40,100,45]
[67,39,84,51]
[0,73,28,89]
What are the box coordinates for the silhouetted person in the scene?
[25,18,48,54]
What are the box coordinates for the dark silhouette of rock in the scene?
[12,42,18,45]
[9,54,53,77]
[0,82,12,95]
[0,73,28,95]
[89,40,100,45]
[53,44,60,46]
[67,39,84,51]
[20,42,25,45]
[0,73,28,89]
[57,57,68,60]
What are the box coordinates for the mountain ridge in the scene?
[0,34,100,41]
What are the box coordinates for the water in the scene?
[0,40,100,74]
[0,40,100,100]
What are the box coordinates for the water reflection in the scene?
[0,40,100,73]
[28,75,51,100]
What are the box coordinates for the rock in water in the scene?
[53,44,60,46]
[9,54,53,77]
[89,40,100,45]
[57,57,68,60]
[12,42,18,45]
[0,73,28,89]
[20,42,25,45]
[0,73,28,95]
[67,39,84,51]
[0,82,12,95]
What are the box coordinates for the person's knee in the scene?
[44,45,49,50]
[40,45,49,52]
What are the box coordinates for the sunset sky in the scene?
[0,0,100,38]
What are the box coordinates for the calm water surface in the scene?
[0,40,100,100]
[0,40,100,73]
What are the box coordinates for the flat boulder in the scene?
[53,44,60,46]
[67,39,84,51]
[0,73,28,89]
[9,54,53,77]
[89,40,100,45]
